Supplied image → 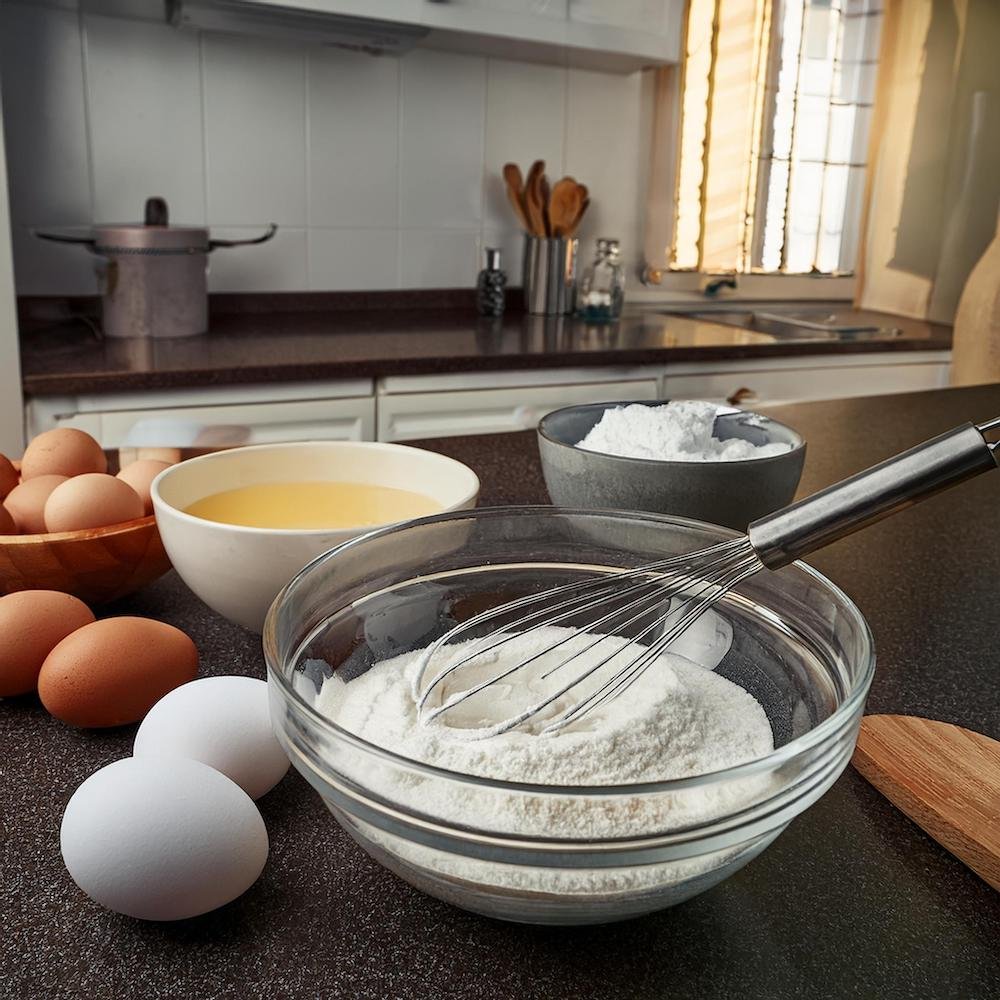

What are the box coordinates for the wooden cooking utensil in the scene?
[548,177,579,238]
[502,162,530,233]
[539,174,551,236]
[524,160,547,237]
[852,714,1000,891]
[568,192,590,236]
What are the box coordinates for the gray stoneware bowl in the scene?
[538,400,806,530]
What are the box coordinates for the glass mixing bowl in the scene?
[264,507,874,925]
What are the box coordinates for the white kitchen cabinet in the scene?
[375,352,951,441]
[569,0,671,35]
[26,380,376,448]
[661,352,951,407]
[172,0,683,72]
[377,377,658,441]
[21,350,953,449]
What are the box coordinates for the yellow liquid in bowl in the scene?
[184,481,442,529]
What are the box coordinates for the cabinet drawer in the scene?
[663,362,950,407]
[377,379,658,442]
[54,396,376,448]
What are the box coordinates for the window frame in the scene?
[639,0,875,301]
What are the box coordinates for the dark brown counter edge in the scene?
[18,290,953,397]
[17,288,513,324]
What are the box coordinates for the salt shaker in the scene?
[577,238,625,322]
[476,247,506,317]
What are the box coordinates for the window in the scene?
[671,0,883,275]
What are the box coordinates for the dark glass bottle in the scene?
[476,247,506,317]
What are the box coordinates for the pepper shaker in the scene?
[476,247,506,317]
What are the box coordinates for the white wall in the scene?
[0,1,651,295]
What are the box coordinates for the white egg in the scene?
[133,675,289,800]
[61,756,268,921]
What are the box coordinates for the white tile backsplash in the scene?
[565,68,644,264]
[203,34,307,226]
[0,3,91,226]
[10,225,98,296]
[400,229,481,288]
[207,226,307,292]
[308,228,398,290]
[308,49,399,229]
[85,15,205,222]
[399,49,487,230]
[483,58,567,232]
[3,4,648,294]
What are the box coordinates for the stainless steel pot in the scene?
[36,197,277,339]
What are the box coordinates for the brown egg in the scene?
[116,459,172,516]
[0,591,95,696]
[38,617,198,727]
[3,475,68,534]
[43,474,144,533]
[0,504,16,535]
[135,447,182,465]
[0,454,17,501]
[20,428,107,480]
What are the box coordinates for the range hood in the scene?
[80,0,680,73]
[167,0,428,54]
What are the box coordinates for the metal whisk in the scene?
[413,416,1000,737]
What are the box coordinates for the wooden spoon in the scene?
[548,177,579,237]
[852,714,1000,891]
[523,160,547,237]
[539,174,551,236]
[568,192,590,236]
[502,162,530,233]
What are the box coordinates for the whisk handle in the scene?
[748,421,1000,569]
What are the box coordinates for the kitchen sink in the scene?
[668,305,905,340]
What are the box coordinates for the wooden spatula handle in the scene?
[853,714,1000,891]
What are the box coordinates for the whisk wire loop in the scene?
[414,537,762,736]
[412,539,748,709]
[543,556,762,734]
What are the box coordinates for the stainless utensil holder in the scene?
[523,236,578,315]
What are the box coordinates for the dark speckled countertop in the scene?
[4,384,999,999]
[19,299,951,395]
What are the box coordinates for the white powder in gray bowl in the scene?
[577,400,793,462]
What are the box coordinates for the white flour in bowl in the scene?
[577,400,792,462]
[313,626,775,895]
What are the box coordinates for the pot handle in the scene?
[208,224,278,251]
[145,196,169,226]
[34,229,97,250]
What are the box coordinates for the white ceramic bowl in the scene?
[151,441,480,632]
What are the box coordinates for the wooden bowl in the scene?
[0,448,173,604]
[0,516,172,604]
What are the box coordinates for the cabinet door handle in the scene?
[514,405,541,429]
[726,386,758,406]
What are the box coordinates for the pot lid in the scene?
[93,197,209,253]
[34,200,278,255]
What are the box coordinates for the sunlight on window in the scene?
[674,0,716,270]
[672,0,882,275]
